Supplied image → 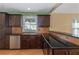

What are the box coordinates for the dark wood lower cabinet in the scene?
[4,35,9,49]
[20,35,30,49]
[0,34,43,49]
[42,37,79,55]
[53,49,69,55]
[20,35,43,49]
[21,39,30,49]
[44,47,79,55]
[0,35,9,49]
[35,35,43,49]
[69,49,79,55]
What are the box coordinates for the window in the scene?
[22,16,37,32]
[72,17,79,37]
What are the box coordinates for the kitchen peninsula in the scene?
[42,31,79,55]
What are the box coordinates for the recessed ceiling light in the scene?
[27,8,30,10]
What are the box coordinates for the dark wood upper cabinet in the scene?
[0,13,7,36]
[38,15,50,27]
[0,13,7,26]
[9,14,21,27]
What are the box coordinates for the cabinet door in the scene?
[9,15,21,27]
[21,36,31,49]
[35,35,43,49]
[0,35,5,49]
[30,35,43,49]
[53,49,68,55]
[20,35,43,49]
[4,35,9,49]
[5,14,9,27]
[30,36,36,49]
[21,39,28,49]
[21,35,37,49]
[38,15,50,27]
[69,49,79,55]
[0,35,9,49]
[0,13,6,35]
[0,13,6,26]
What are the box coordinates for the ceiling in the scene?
[0,3,79,14]
[52,3,79,13]
[0,3,56,13]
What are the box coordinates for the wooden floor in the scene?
[0,49,43,55]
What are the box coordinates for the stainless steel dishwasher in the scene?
[10,35,20,49]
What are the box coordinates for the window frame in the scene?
[21,16,38,33]
[72,17,79,37]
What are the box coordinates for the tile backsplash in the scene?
[11,27,49,34]
[12,27,22,34]
[38,27,49,33]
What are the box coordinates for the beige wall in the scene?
[50,13,79,33]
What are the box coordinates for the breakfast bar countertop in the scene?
[42,33,79,49]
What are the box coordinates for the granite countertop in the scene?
[50,31,79,39]
[50,32,79,45]
[42,33,79,49]
[21,33,41,35]
[7,33,42,36]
